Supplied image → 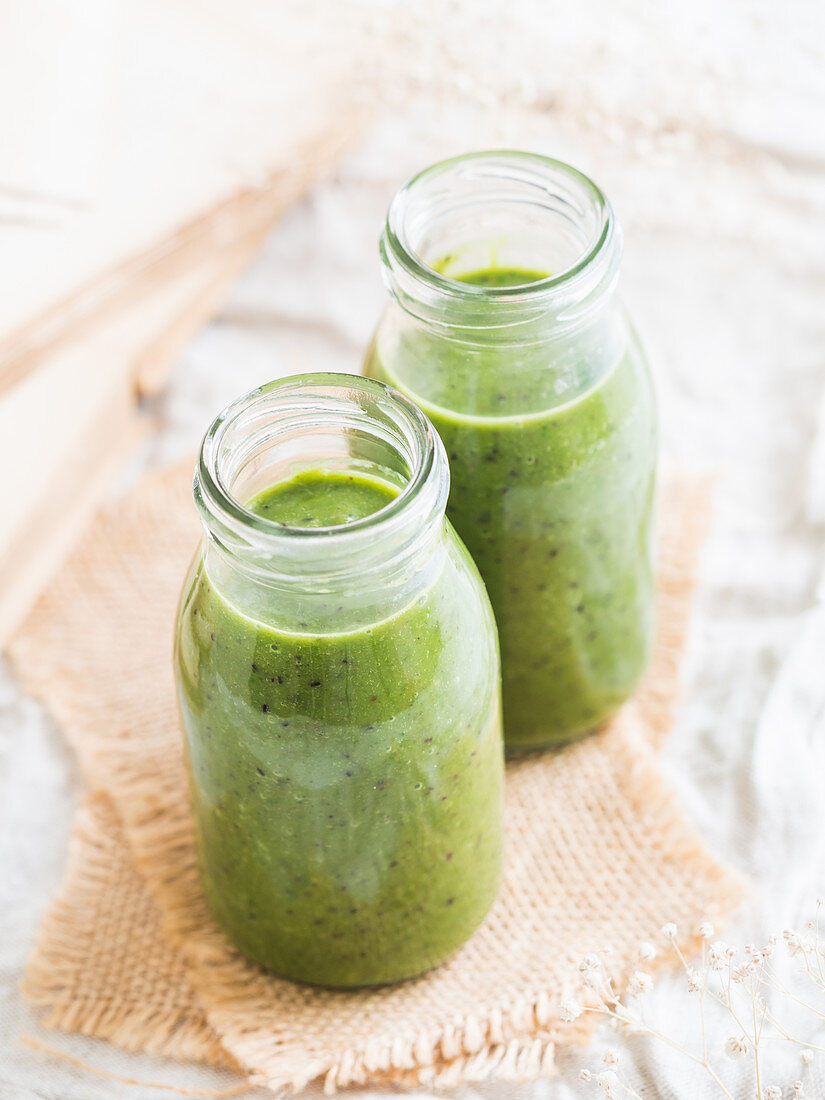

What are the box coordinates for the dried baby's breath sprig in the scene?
[570,901,825,1099]
[559,996,583,1023]
[683,968,700,992]
[580,953,603,974]
[627,971,654,997]
[708,941,729,971]
[724,1035,749,1059]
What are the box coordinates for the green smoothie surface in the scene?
[248,471,396,528]
[454,266,550,288]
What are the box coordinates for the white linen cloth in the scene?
[2,1,825,1095]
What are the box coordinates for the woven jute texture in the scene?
[10,463,746,1093]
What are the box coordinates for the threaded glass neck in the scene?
[195,373,449,591]
[380,151,622,342]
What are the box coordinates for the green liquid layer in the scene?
[366,266,656,748]
[175,470,504,985]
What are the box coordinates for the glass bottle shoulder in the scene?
[366,299,654,428]
[174,523,498,728]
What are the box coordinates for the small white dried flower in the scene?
[785,930,804,956]
[730,965,749,984]
[802,1048,815,1065]
[793,1081,804,1094]
[698,922,714,939]
[686,969,703,993]
[579,953,602,973]
[579,1068,592,1081]
[764,1088,782,1100]
[627,971,654,996]
[638,940,657,962]
[709,942,728,971]
[559,997,583,1023]
[603,1048,619,1067]
[661,922,677,939]
[597,1069,618,1090]
[724,1035,748,1059]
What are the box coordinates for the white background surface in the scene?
[2,1,825,1096]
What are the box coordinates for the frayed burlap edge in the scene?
[24,794,566,1093]
[635,472,714,747]
[23,792,236,1071]
[21,715,745,1094]
[10,466,746,1092]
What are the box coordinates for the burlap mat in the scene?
[9,463,746,1092]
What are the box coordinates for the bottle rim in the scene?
[195,372,448,569]
[380,150,621,334]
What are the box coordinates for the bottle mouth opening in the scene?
[196,373,447,559]
[381,151,620,331]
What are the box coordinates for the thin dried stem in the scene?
[571,904,825,1100]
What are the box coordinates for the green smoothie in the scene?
[366,267,656,749]
[174,470,504,986]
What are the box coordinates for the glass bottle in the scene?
[174,373,504,986]
[366,152,657,750]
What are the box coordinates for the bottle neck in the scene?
[195,374,450,619]
[380,151,623,347]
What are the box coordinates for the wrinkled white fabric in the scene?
[2,0,825,1096]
